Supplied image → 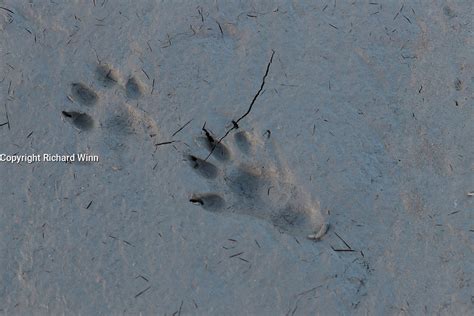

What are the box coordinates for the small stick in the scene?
[122,240,134,246]
[155,141,176,146]
[4,104,10,130]
[229,251,244,258]
[172,119,193,137]
[134,286,151,298]
[0,7,14,14]
[334,231,352,250]
[141,68,150,80]
[216,20,223,38]
[330,246,355,252]
[136,275,149,282]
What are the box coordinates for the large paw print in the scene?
[186,129,328,241]
[62,64,158,150]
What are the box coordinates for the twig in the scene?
[0,7,14,14]
[155,141,176,146]
[4,104,10,130]
[216,20,224,38]
[206,50,275,160]
[141,68,150,80]
[172,119,193,137]
[135,286,151,298]
[330,246,355,252]
[334,232,352,250]
[136,275,149,282]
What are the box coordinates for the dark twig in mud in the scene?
[0,7,14,14]
[216,20,224,38]
[197,7,204,22]
[330,246,355,252]
[234,50,275,125]
[122,240,134,247]
[172,119,193,137]
[205,50,275,160]
[172,300,184,316]
[1,104,11,130]
[334,232,352,250]
[155,141,177,146]
[85,200,93,209]
[394,4,404,20]
[136,275,149,282]
[151,78,155,94]
[134,286,151,298]
[229,251,244,258]
[141,68,150,80]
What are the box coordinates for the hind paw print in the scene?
[186,129,328,241]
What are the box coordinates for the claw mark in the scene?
[62,111,94,130]
[190,193,225,211]
[187,155,219,179]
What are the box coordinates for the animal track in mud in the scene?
[95,64,119,88]
[187,129,328,241]
[63,64,158,142]
[125,76,144,99]
[61,111,94,131]
[71,82,98,106]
